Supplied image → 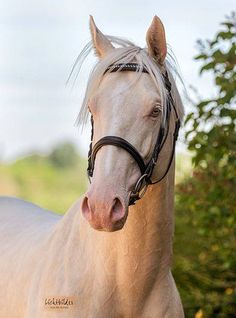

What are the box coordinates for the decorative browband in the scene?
[105,63,149,74]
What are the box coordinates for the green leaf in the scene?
[200,62,215,74]
[217,31,234,40]
[220,108,236,119]
[195,54,208,60]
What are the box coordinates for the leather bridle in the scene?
[87,63,180,205]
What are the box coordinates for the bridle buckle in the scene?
[129,174,149,205]
[133,173,148,194]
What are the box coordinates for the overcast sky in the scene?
[0,0,235,161]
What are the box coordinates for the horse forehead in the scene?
[96,73,158,118]
[98,72,156,100]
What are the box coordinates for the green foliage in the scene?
[0,143,87,214]
[174,169,236,317]
[185,12,236,170]
[173,13,236,317]
[49,142,78,168]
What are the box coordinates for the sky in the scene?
[0,0,235,161]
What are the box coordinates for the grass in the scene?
[0,153,87,214]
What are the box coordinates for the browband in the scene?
[105,63,149,74]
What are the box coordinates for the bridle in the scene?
[87,63,180,205]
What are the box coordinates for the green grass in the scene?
[0,153,87,214]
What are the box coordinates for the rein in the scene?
[87,63,180,205]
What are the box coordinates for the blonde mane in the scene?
[68,36,184,127]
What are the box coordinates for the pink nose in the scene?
[81,192,127,231]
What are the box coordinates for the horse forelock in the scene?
[68,36,185,128]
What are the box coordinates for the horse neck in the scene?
[115,162,175,276]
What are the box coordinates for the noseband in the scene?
[87,63,180,205]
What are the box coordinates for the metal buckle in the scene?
[128,173,149,205]
[137,182,148,199]
[133,173,148,194]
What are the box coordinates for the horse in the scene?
[0,15,185,317]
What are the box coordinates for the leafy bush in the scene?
[49,142,79,168]
[173,13,236,317]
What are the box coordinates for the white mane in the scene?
[68,36,185,126]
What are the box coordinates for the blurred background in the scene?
[0,1,235,317]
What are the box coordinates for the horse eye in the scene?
[150,105,161,118]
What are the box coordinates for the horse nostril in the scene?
[111,197,126,222]
[81,193,127,231]
[81,196,91,221]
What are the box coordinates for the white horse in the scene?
[0,16,185,317]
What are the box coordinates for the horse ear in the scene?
[146,16,167,65]
[89,15,114,58]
